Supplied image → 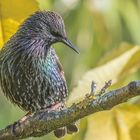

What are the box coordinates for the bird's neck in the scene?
[20,38,51,58]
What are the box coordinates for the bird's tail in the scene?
[53,123,78,138]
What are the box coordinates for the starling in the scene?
[0,11,79,138]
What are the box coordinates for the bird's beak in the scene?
[61,37,80,54]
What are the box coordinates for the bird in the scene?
[0,11,79,138]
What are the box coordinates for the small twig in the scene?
[90,81,97,95]
[99,80,112,95]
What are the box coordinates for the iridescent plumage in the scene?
[0,11,79,138]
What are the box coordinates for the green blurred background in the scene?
[1,0,140,140]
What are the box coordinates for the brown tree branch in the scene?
[0,81,140,140]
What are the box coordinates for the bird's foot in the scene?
[6,111,32,137]
[54,127,66,138]
[6,121,21,137]
[66,123,78,134]
[54,123,78,138]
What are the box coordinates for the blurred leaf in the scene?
[0,19,20,48]
[130,121,140,140]
[85,104,140,140]
[36,0,53,10]
[85,111,118,140]
[118,0,140,44]
[68,45,140,103]
[0,0,39,48]
[98,43,133,65]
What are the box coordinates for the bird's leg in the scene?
[48,102,62,111]
[19,111,32,123]
[20,102,66,123]
[10,103,64,137]
[41,102,63,113]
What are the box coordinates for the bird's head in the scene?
[19,11,79,54]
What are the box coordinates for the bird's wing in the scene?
[48,48,68,98]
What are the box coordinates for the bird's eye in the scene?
[51,31,62,38]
